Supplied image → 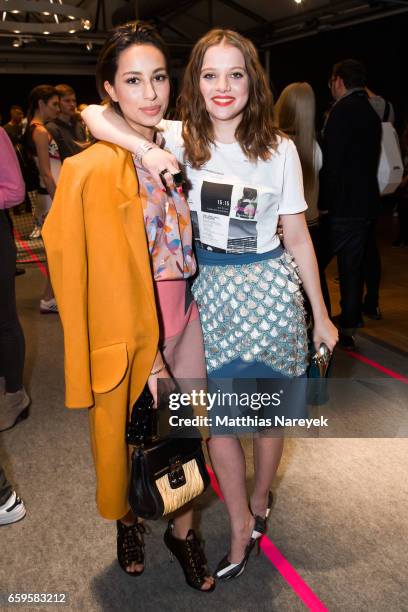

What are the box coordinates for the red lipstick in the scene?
[212,96,235,107]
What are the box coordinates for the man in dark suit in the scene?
[318,59,382,350]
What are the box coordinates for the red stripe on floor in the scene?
[347,351,408,384]
[206,466,329,611]
[14,230,48,278]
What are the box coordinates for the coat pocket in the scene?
[90,342,128,394]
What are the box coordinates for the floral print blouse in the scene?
[133,154,196,281]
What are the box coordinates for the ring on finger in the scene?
[172,171,184,187]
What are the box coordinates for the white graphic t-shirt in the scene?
[159,120,307,254]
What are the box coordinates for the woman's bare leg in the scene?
[42,260,54,301]
[250,436,283,517]
[207,436,255,563]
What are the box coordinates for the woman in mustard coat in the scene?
[42,22,214,592]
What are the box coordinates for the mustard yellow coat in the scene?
[42,142,159,519]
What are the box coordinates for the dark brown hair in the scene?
[332,59,366,90]
[96,21,169,117]
[179,29,279,168]
[26,84,58,125]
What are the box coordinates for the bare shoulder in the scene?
[32,124,50,141]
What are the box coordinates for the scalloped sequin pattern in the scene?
[192,252,308,376]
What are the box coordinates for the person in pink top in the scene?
[0,127,25,209]
[0,127,31,433]
[0,127,29,524]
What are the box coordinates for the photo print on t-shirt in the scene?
[227,218,257,253]
[196,181,258,253]
[201,181,232,216]
[235,187,258,219]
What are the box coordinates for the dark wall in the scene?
[1,12,405,130]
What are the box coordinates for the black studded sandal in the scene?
[163,521,215,592]
[116,520,148,577]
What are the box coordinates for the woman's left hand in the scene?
[312,316,339,353]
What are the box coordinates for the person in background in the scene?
[77,103,92,142]
[2,105,27,271]
[275,82,323,327]
[0,463,26,525]
[393,123,408,247]
[4,105,24,144]
[366,86,395,125]
[25,85,61,314]
[46,84,86,161]
[4,105,24,146]
[318,59,382,350]
[275,82,322,248]
[359,86,396,320]
[0,127,30,433]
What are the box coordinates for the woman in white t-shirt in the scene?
[83,28,337,582]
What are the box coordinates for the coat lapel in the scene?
[115,147,157,315]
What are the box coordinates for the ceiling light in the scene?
[294,0,303,4]
[12,38,22,47]
[0,2,92,35]
[13,29,21,33]
[86,41,93,51]
[43,30,50,35]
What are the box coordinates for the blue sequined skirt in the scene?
[192,247,308,377]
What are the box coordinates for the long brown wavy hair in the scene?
[275,82,317,205]
[179,29,279,168]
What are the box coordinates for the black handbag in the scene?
[127,384,210,520]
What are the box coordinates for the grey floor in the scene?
[1,266,408,612]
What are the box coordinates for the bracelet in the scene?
[134,141,156,165]
[150,363,167,376]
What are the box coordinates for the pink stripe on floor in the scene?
[206,466,329,611]
[347,351,408,384]
[14,230,48,278]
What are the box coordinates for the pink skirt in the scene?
[154,279,206,381]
